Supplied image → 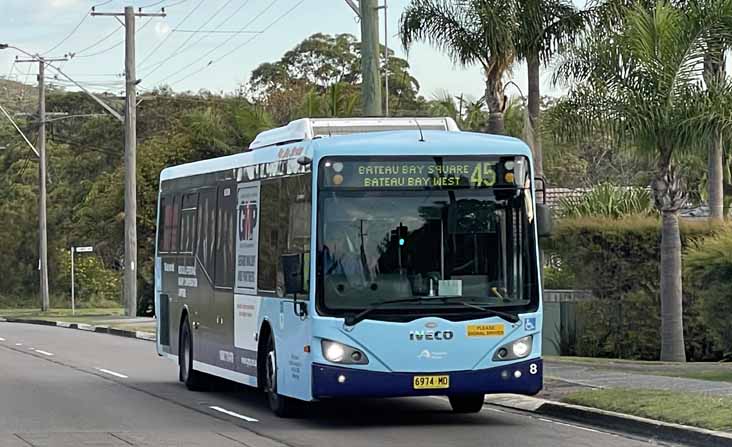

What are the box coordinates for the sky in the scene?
[0,0,574,102]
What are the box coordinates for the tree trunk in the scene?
[709,133,724,221]
[704,52,725,222]
[659,210,686,362]
[527,49,543,178]
[652,161,687,362]
[485,77,506,135]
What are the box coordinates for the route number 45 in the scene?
[470,163,497,187]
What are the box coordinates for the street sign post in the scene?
[71,246,94,314]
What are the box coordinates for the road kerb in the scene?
[1,317,156,342]
[485,394,732,447]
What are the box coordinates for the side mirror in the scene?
[536,203,553,238]
[281,253,309,295]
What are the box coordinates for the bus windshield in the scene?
[317,156,538,315]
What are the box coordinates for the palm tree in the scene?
[400,0,518,134]
[553,0,732,361]
[689,0,732,221]
[515,0,581,177]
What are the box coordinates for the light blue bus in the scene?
[155,118,550,417]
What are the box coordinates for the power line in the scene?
[44,9,90,55]
[151,0,252,64]
[72,18,154,59]
[6,60,17,81]
[161,0,190,7]
[71,25,123,56]
[141,0,235,78]
[141,0,167,8]
[167,0,305,87]
[138,0,204,67]
[151,0,283,87]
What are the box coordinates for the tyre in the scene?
[179,317,207,391]
[448,394,485,413]
[262,335,300,417]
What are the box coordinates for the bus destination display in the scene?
[321,158,516,189]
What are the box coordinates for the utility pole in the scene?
[92,6,165,317]
[360,0,382,116]
[16,55,67,312]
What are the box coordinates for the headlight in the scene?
[321,340,369,365]
[493,336,533,361]
[512,337,531,357]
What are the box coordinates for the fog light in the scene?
[337,374,346,384]
[514,370,522,379]
[501,370,510,380]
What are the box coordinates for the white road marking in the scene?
[209,406,259,422]
[15,343,22,346]
[34,350,54,356]
[96,368,128,379]
[0,337,5,341]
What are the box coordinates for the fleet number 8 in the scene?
[529,364,538,375]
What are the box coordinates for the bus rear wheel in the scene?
[448,394,485,413]
[179,317,207,391]
[263,335,300,418]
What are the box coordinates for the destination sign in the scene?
[320,157,521,189]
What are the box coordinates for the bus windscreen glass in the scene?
[317,156,538,316]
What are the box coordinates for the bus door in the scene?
[273,174,312,399]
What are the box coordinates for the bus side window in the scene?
[179,193,198,254]
[215,184,236,289]
[258,174,312,297]
[258,180,280,293]
[196,189,217,282]
[157,196,168,254]
[284,175,312,296]
[159,195,179,254]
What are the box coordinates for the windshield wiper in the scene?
[344,297,435,327]
[342,296,521,327]
[440,296,521,323]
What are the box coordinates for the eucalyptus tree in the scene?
[400,0,519,134]
[553,0,732,361]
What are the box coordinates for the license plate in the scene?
[413,375,450,389]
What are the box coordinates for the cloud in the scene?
[155,21,171,37]
[48,0,83,8]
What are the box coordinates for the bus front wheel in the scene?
[263,335,300,417]
[448,394,485,413]
[180,317,207,391]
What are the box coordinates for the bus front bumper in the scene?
[312,358,542,399]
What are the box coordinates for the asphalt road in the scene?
[0,323,681,447]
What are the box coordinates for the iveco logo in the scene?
[409,330,454,341]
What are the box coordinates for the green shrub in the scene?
[55,249,121,308]
[685,230,732,357]
[546,217,724,360]
[558,183,654,219]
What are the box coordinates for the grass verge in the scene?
[0,308,124,318]
[563,389,732,432]
[546,356,732,383]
